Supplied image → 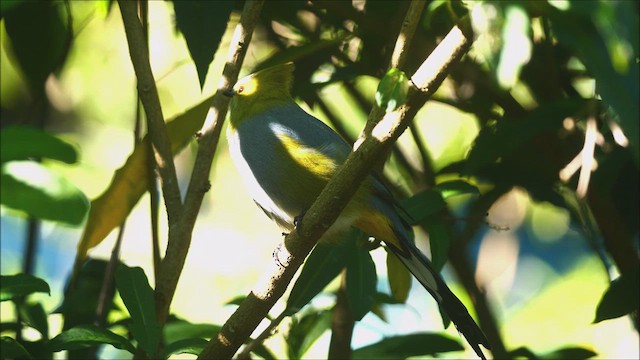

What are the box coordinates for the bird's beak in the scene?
[223,88,235,97]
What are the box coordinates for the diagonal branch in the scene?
[197,15,475,359]
[119,0,183,222]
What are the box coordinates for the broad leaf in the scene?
[173,0,234,89]
[47,324,135,353]
[594,266,640,323]
[115,265,161,356]
[353,333,463,359]
[401,189,447,224]
[1,161,89,225]
[161,337,208,358]
[0,126,78,164]
[3,0,71,94]
[0,336,32,359]
[286,309,332,359]
[0,274,50,302]
[386,251,412,303]
[433,180,480,199]
[346,244,377,321]
[286,233,357,315]
[19,302,49,339]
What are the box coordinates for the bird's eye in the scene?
[237,86,244,94]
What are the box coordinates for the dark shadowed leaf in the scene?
[353,333,463,359]
[115,265,161,356]
[0,336,32,359]
[286,309,332,359]
[3,0,71,94]
[1,161,89,225]
[286,233,357,315]
[421,216,452,272]
[346,244,377,320]
[594,266,639,323]
[401,189,447,224]
[173,0,234,89]
[0,274,50,302]
[0,126,78,164]
[19,302,49,339]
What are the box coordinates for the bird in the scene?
[223,62,490,359]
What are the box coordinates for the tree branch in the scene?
[197,14,475,359]
[118,0,183,222]
[153,0,265,327]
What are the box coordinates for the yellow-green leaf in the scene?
[386,251,412,303]
[74,95,214,273]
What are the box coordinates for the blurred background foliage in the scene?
[0,0,638,359]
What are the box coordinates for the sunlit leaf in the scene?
[47,324,135,353]
[352,333,463,359]
[594,266,639,323]
[375,68,408,112]
[1,161,89,225]
[74,95,213,271]
[0,126,78,164]
[164,320,220,343]
[0,336,32,359]
[173,0,234,89]
[115,265,161,356]
[433,180,480,199]
[386,252,411,303]
[0,274,50,302]
[346,244,377,321]
[496,5,531,89]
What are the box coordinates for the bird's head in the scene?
[224,62,295,126]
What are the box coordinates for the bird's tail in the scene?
[387,240,490,360]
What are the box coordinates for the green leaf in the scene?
[173,0,234,89]
[594,266,640,323]
[286,309,332,359]
[1,161,89,225]
[19,302,49,339]
[401,189,447,224]
[352,333,463,359]
[540,346,598,359]
[386,251,412,303]
[115,265,161,356]
[0,336,32,359]
[164,320,220,343]
[47,324,135,353]
[0,126,78,164]
[375,68,409,112]
[346,244,377,321]
[3,0,71,94]
[421,217,452,272]
[496,5,531,88]
[433,180,480,199]
[286,233,357,315]
[160,337,208,358]
[0,274,50,302]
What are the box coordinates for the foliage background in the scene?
[1,0,638,359]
